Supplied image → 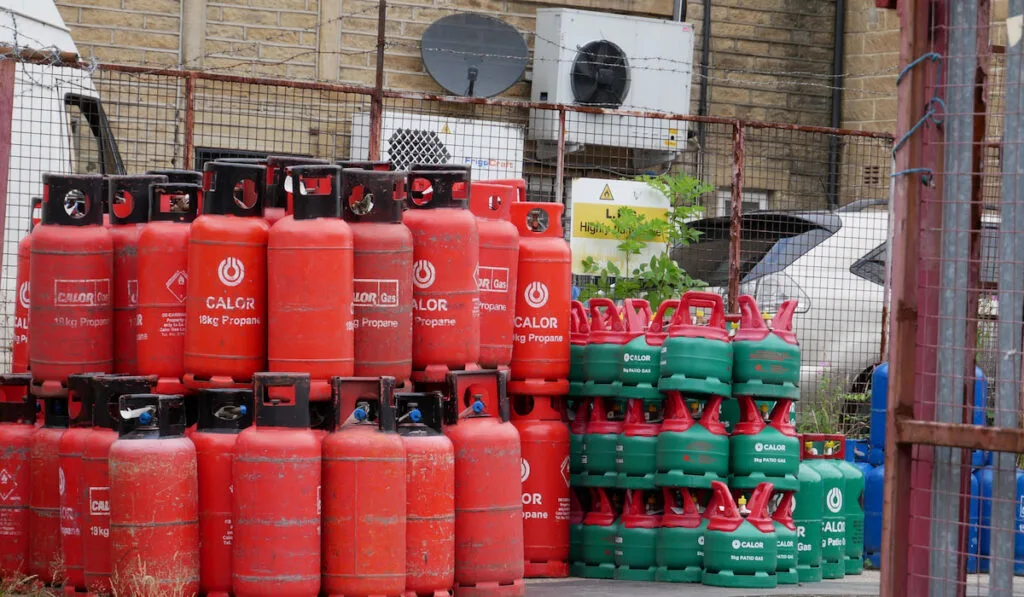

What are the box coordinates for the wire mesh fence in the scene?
[0,55,893,418]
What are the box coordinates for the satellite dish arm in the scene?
[466,66,479,97]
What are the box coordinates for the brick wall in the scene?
[57,0,182,67]
[840,0,898,133]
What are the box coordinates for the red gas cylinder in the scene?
[469,182,519,368]
[193,388,253,597]
[488,179,526,202]
[338,160,394,170]
[109,394,199,596]
[59,374,102,591]
[147,169,203,186]
[10,199,39,402]
[29,397,69,583]
[82,375,154,595]
[234,373,321,597]
[184,162,270,389]
[0,374,36,579]
[396,391,455,597]
[322,377,406,597]
[108,175,165,374]
[269,165,354,400]
[405,167,480,381]
[341,169,413,382]
[30,174,114,397]
[511,395,570,578]
[508,202,571,395]
[444,370,525,596]
[266,155,330,215]
[137,181,201,394]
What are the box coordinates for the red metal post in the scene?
[728,121,744,314]
[184,73,196,170]
[555,109,566,205]
[882,0,947,594]
[0,58,14,260]
[367,0,387,161]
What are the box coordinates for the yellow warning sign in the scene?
[571,203,669,241]
[440,124,451,134]
[599,184,615,201]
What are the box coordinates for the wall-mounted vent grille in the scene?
[386,129,452,170]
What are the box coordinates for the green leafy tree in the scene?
[579,172,713,306]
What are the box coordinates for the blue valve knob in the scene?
[139,412,152,425]
[353,407,368,422]
[409,408,422,423]
[472,400,485,414]
[239,405,248,416]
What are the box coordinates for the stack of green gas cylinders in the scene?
[567,291,864,587]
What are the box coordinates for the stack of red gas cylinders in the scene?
[2,163,573,594]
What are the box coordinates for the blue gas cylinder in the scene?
[871,365,987,467]
[854,461,873,477]
[979,466,993,572]
[868,364,888,466]
[970,370,990,467]
[976,466,1024,574]
[968,470,981,573]
[863,464,883,569]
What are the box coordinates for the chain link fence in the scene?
[0,54,893,415]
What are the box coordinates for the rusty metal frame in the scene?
[881,0,928,592]
[728,121,744,314]
[0,58,14,267]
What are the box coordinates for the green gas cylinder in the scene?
[580,488,620,579]
[772,491,799,584]
[793,462,823,582]
[569,301,589,398]
[569,489,586,577]
[702,481,778,588]
[616,398,658,489]
[732,296,801,399]
[582,298,626,397]
[614,489,660,581]
[659,291,733,397]
[581,398,622,487]
[729,397,800,491]
[802,440,845,579]
[655,393,729,488]
[620,299,676,402]
[833,445,865,575]
[569,399,589,486]
[655,487,707,583]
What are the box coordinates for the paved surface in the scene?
[525,571,883,597]
[527,571,1024,596]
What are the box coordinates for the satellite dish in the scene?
[571,40,630,108]
[421,13,528,98]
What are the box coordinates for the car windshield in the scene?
[671,213,840,287]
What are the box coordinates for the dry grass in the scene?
[0,575,58,597]
[110,555,196,597]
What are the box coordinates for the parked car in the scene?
[1,0,124,369]
[673,202,999,400]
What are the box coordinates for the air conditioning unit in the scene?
[528,8,695,151]
[351,111,525,179]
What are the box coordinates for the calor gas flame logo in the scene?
[521,458,531,483]
[18,281,29,309]
[217,257,245,287]
[524,281,549,309]
[826,486,843,513]
[412,260,436,289]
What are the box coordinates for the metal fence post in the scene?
[555,108,566,206]
[368,0,387,161]
[728,120,744,314]
[0,57,14,260]
[184,72,196,171]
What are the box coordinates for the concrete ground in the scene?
[526,570,1024,596]
[525,571,882,597]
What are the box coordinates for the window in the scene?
[64,95,122,176]
[850,242,887,286]
[715,190,768,216]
